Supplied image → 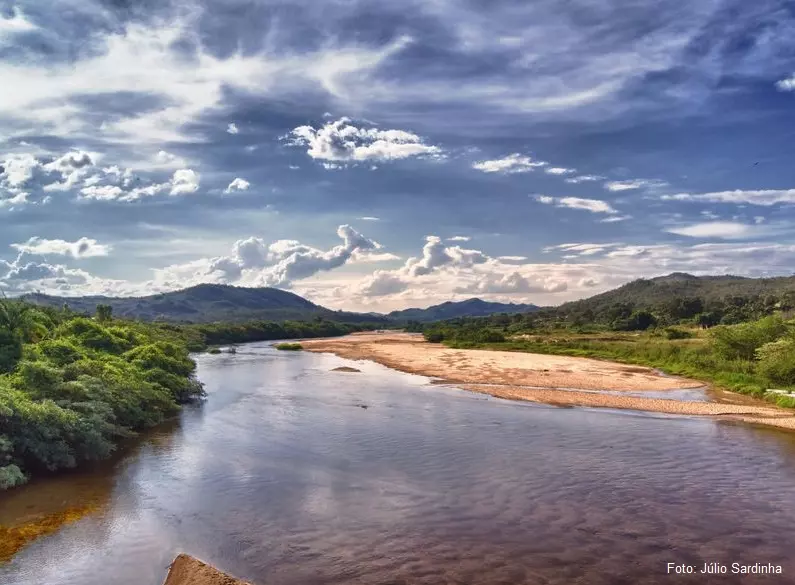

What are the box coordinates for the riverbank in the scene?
[301,332,795,431]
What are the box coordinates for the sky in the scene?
[2,0,795,312]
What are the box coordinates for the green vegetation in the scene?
[0,297,205,490]
[0,295,370,490]
[419,313,795,409]
[274,343,303,351]
[26,283,390,325]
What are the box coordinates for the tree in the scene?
[95,304,113,323]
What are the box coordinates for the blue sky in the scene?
[2,0,795,311]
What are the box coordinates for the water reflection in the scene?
[3,343,795,585]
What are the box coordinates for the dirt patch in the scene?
[163,554,252,585]
[332,366,361,373]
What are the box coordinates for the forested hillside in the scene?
[389,298,538,322]
[24,284,389,325]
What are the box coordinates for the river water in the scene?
[3,342,795,585]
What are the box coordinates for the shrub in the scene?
[756,339,795,387]
[711,315,788,360]
[664,327,693,340]
[0,329,22,374]
[275,343,303,351]
[423,330,445,343]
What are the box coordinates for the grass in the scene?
[275,342,303,351]
[445,330,795,409]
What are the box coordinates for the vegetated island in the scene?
[301,330,795,431]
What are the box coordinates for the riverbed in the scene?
[2,342,795,584]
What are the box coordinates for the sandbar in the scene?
[301,332,795,431]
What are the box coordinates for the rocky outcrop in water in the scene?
[163,554,252,585]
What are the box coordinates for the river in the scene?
[2,342,795,584]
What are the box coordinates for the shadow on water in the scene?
[4,342,795,585]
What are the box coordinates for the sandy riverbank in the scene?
[301,332,795,431]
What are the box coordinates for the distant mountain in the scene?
[389,298,539,322]
[554,272,795,315]
[23,284,389,324]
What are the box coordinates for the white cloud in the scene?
[1,153,39,187]
[42,151,98,191]
[357,270,408,296]
[224,178,250,194]
[405,236,488,277]
[455,271,567,294]
[0,7,36,39]
[152,225,382,290]
[169,169,200,196]
[286,117,442,164]
[534,195,618,215]
[599,214,631,223]
[604,179,667,192]
[545,167,574,175]
[0,17,409,144]
[227,123,239,134]
[0,191,29,209]
[662,189,795,206]
[357,216,380,221]
[11,237,111,258]
[565,175,604,184]
[666,221,752,239]
[79,185,126,201]
[77,168,199,201]
[472,153,546,174]
[447,236,471,242]
[775,75,795,92]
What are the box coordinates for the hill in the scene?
[389,298,539,322]
[537,272,795,327]
[23,284,388,324]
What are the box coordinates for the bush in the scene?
[275,342,303,351]
[0,329,22,373]
[711,315,788,360]
[664,327,693,340]
[423,330,445,343]
[0,464,26,489]
[756,339,795,387]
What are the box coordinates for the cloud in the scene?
[0,191,29,210]
[42,151,98,191]
[600,214,631,223]
[666,221,752,239]
[405,236,488,277]
[227,123,239,134]
[11,237,111,258]
[170,169,200,196]
[76,168,200,201]
[604,179,667,192]
[565,175,604,184]
[0,7,36,39]
[152,225,382,290]
[472,153,546,174]
[455,271,567,295]
[447,236,471,242]
[545,167,574,175]
[776,75,795,92]
[224,178,250,194]
[357,270,409,297]
[357,216,380,221]
[1,153,39,187]
[286,117,441,164]
[662,189,795,206]
[534,195,618,215]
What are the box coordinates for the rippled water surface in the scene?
[3,343,795,584]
